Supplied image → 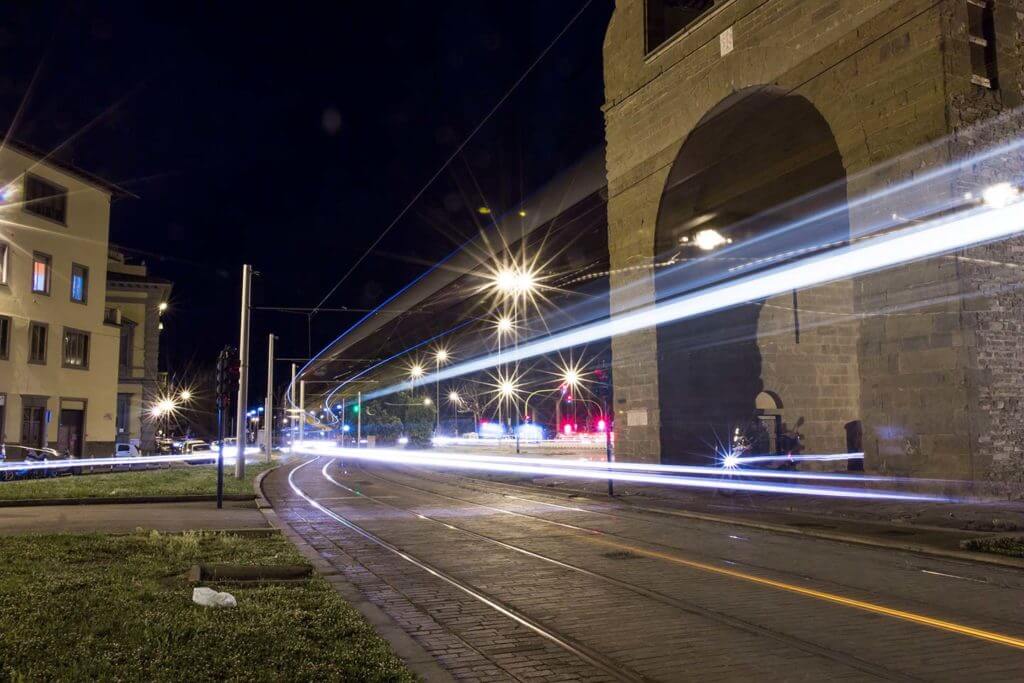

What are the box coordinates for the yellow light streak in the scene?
[585,536,1024,650]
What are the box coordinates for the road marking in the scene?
[920,569,987,584]
[586,536,1024,650]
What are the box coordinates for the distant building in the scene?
[0,141,128,457]
[106,248,171,452]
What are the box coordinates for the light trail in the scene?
[398,446,888,483]
[291,443,947,502]
[306,454,1024,652]
[364,199,1024,400]
[584,536,1024,651]
[0,448,262,472]
[735,453,864,466]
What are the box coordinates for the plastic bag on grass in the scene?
[192,587,237,608]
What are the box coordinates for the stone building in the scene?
[106,247,171,452]
[603,0,1024,478]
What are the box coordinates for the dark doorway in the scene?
[653,87,849,463]
[57,409,84,457]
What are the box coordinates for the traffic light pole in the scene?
[357,391,362,447]
[604,396,613,497]
[216,394,225,509]
[298,380,305,445]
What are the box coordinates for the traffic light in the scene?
[215,346,239,403]
[352,403,360,414]
[226,356,241,394]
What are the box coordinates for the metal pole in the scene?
[265,333,275,462]
[299,380,305,445]
[216,398,225,508]
[605,397,613,496]
[435,359,440,436]
[234,264,252,479]
[356,391,362,447]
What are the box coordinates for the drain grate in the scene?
[602,550,641,560]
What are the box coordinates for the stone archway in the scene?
[653,87,859,464]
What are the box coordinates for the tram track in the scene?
[319,458,919,681]
[287,458,645,682]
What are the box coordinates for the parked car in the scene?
[114,443,141,458]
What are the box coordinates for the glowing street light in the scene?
[447,390,461,404]
[423,397,432,406]
[409,363,424,380]
[179,389,192,401]
[158,302,168,313]
[496,316,513,335]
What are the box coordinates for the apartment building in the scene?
[0,142,126,457]
[106,247,171,451]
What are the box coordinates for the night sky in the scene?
[0,1,612,393]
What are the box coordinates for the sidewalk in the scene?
[0,499,268,535]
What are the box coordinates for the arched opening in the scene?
[653,87,853,464]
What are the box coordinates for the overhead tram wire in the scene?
[307,0,594,321]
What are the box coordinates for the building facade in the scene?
[0,143,123,457]
[604,0,1024,478]
[106,248,171,452]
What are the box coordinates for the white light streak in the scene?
[0,448,262,472]
[367,200,1024,400]
[290,443,947,501]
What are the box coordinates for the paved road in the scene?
[265,456,1024,681]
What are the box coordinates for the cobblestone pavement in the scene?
[264,457,1024,682]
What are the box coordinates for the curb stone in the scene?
[0,494,255,507]
[255,461,455,682]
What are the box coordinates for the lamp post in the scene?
[447,390,461,436]
[433,348,449,436]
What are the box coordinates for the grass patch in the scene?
[960,535,1024,558]
[0,530,413,681]
[0,461,275,501]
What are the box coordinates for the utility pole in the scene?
[341,398,346,446]
[235,264,252,479]
[604,396,613,497]
[356,391,362,447]
[299,380,306,445]
[265,333,275,462]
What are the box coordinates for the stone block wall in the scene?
[603,0,1024,476]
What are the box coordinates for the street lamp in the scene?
[179,389,192,402]
[409,363,424,381]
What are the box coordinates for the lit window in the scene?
[31,252,51,294]
[0,242,8,284]
[70,263,88,303]
[62,328,89,369]
[24,174,67,224]
[28,322,47,364]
